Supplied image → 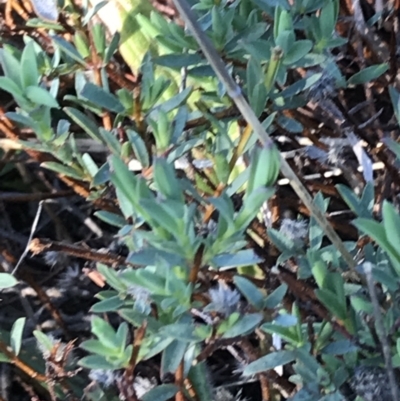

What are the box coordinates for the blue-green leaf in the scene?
[25,86,59,108]
[347,64,388,85]
[243,350,295,376]
[10,317,26,355]
[0,273,18,289]
[80,82,124,113]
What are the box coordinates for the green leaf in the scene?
[156,86,193,115]
[153,158,183,202]
[235,187,275,231]
[154,53,202,68]
[354,217,400,273]
[126,129,149,169]
[91,24,106,57]
[243,350,295,376]
[308,192,329,250]
[25,86,59,108]
[80,340,117,359]
[82,153,99,177]
[91,296,124,313]
[264,284,288,308]
[390,86,400,127]
[82,0,108,25]
[20,41,39,89]
[0,76,24,98]
[98,128,122,154]
[97,264,126,292]
[0,273,18,289]
[222,313,263,338]
[347,64,389,85]
[312,260,329,289]
[321,340,357,355]
[6,112,37,129]
[140,200,179,234]
[161,340,187,376]
[382,201,400,252]
[34,330,54,354]
[274,7,293,40]
[247,57,263,96]
[91,316,119,349]
[280,73,322,98]
[94,211,125,228]
[261,323,302,345]
[104,32,120,63]
[78,355,117,370]
[336,184,365,217]
[316,289,347,320]
[80,83,124,113]
[119,309,162,334]
[214,152,230,185]
[283,40,313,65]
[209,195,235,228]
[275,30,295,54]
[92,162,110,186]
[159,323,201,342]
[141,384,178,401]
[10,317,26,355]
[249,82,268,117]
[188,361,214,401]
[319,0,338,39]
[41,162,84,180]
[74,32,90,59]
[246,145,274,197]
[110,156,143,208]
[51,35,87,65]
[384,137,400,161]
[211,249,263,269]
[115,323,128,352]
[233,276,264,310]
[0,48,22,88]
[63,107,102,142]
[115,187,135,218]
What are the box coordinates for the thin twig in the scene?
[122,322,147,401]
[0,190,74,203]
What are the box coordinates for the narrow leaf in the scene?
[243,350,295,376]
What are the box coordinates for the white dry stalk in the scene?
[13,201,43,275]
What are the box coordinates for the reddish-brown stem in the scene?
[121,322,147,401]
[29,238,130,268]
[189,244,204,284]
[0,340,47,382]
[175,360,185,401]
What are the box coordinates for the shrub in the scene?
[1,0,400,400]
